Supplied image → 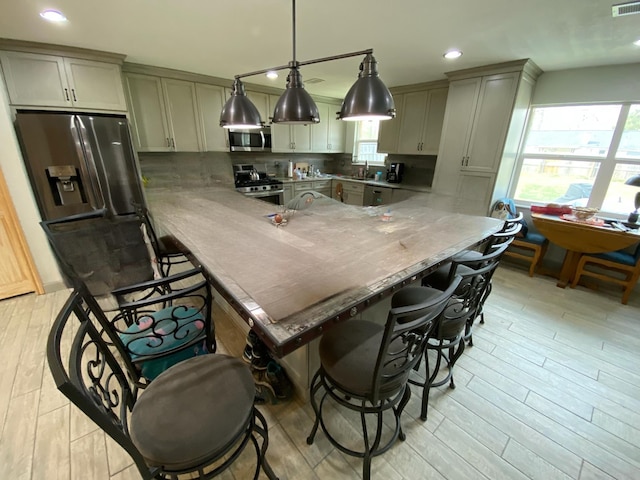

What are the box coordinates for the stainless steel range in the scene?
[233,164,284,205]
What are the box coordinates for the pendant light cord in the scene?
[291,0,297,66]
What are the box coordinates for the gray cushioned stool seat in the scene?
[130,354,254,470]
[423,263,476,291]
[319,320,385,396]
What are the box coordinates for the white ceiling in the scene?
[1,0,639,99]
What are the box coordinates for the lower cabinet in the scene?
[342,182,365,206]
[364,185,393,206]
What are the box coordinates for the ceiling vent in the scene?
[612,1,640,16]
[305,78,325,84]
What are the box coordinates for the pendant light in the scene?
[219,78,262,129]
[271,0,319,124]
[220,0,394,129]
[272,66,320,124]
[339,53,396,121]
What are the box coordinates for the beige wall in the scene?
[533,63,640,105]
[0,75,63,290]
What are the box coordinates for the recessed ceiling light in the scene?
[634,39,640,46]
[443,50,463,60]
[266,71,278,79]
[40,9,67,22]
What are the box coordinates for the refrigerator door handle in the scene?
[71,116,105,210]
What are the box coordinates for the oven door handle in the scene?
[241,189,284,197]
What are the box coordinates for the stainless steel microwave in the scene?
[228,127,272,152]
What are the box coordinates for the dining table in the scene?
[531,213,640,288]
[147,185,502,358]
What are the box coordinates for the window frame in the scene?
[510,103,640,218]
[352,120,386,166]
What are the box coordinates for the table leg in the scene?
[557,250,581,288]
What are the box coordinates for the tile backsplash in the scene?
[138,151,435,189]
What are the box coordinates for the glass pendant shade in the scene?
[219,79,262,129]
[272,67,320,124]
[339,53,395,121]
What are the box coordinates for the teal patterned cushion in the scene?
[120,306,208,380]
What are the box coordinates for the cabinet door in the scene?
[247,91,271,124]
[292,124,312,152]
[421,88,448,155]
[327,106,345,152]
[464,73,519,173]
[162,78,202,152]
[196,83,228,151]
[312,102,345,152]
[397,91,428,154]
[0,51,71,107]
[432,78,481,194]
[377,93,403,153]
[271,123,293,152]
[124,73,172,152]
[456,172,495,216]
[311,103,330,152]
[63,58,127,111]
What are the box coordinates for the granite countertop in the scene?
[147,185,500,356]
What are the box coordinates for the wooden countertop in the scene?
[147,186,501,356]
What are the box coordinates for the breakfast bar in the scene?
[147,186,502,358]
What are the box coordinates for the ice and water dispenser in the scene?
[45,165,87,207]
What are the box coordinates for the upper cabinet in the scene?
[0,51,127,111]
[312,102,346,153]
[396,88,448,155]
[124,73,202,152]
[270,94,313,153]
[196,83,228,151]
[432,59,542,213]
[377,83,448,156]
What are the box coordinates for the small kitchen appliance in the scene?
[233,164,284,204]
[386,162,404,183]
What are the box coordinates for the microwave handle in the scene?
[260,130,265,149]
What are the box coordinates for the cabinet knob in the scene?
[63,88,70,101]
[71,89,77,102]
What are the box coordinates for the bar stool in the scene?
[393,260,502,420]
[48,286,279,480]
[135,204,192,277]
[422,240,511,345]
[306,276,461,480]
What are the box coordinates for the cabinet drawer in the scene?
[293,181,314,192]
[312,180,331,190]
[342,182,365,194]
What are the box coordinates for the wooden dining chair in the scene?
[491,198,549,277]
[570,243,640,304]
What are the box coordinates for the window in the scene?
[512,103,640,217]
[353,120,386,165]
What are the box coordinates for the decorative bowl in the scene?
[572,207,599,221]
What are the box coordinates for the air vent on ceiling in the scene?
[305,78,325,84]
[612,1,640,16]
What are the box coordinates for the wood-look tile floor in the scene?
[1,262,640,480]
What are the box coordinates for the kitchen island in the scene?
[148,185,500,350]
[147,185,502,395]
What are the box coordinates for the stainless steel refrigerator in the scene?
[15,111,146,221]
[15,111,153,294]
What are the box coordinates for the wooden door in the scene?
[0,167,43,300]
